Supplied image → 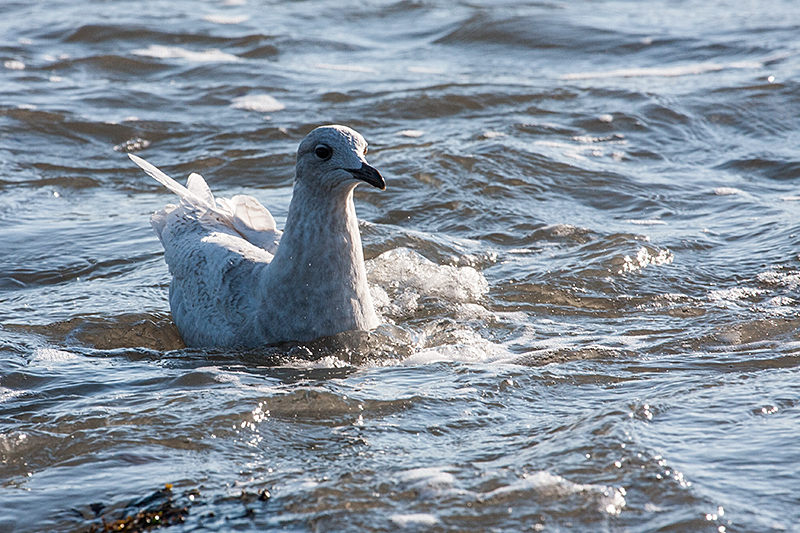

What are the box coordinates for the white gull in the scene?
[129,125,385,347]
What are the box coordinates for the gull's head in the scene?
[296,125,385,193]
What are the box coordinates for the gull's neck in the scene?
[263,179,378,339]
[275,180,362,269]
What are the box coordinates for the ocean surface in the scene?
[2,0,800,531]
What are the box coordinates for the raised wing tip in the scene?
[128,153,152,173]
[129,152,221,214]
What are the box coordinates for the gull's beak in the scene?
[348,162,385,190]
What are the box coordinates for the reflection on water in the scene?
[2,0,800,531]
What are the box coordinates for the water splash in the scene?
[367,247,489,320]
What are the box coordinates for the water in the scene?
[2,0,800,531]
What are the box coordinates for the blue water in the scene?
[1,0,800,531]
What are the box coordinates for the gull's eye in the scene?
[315,144,332,161]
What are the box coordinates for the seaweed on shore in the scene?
[76,484,272,532]
[79,485,190,533]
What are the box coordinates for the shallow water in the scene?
[2,0,800,531]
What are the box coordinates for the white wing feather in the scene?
[130,153,281,254]
[129,154,215,210]
[186,172,214,206]
[217,195,281,252]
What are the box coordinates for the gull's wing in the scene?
[157,206,272,347]
[130,154,215,210]
[217,195,281,253]
[130,154,283,346]
[130,153,282,255]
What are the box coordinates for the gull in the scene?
[129,125,385,348]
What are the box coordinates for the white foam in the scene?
[113,138,151,152]
[618,247,673,274]
[367,248,488,309]
[132,45,240,63]
[713,187,742,196]
[563,60,763,80]
[369,284,418,317]
[402,340,504,365]
[398,466,456,486]
[484,471,626,515]
[534,137,626,161]
[628,219,667,225]
[0,387,26,404]
[312,63,377,73]
[365,248,515,364]
[453,302,494,320]
[286,355,350,369]
[231,94,285,113]
[757,270,800,289]
[203,14,249,24]
[31,347,78,362]
[407,66,444,74]
[764,296,795,308]
[708,286,765,305]
[212,371,243,385]
[397,129,424,138]
[390,514,440,527]
[4,60,25,70]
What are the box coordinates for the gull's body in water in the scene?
[129,125,385,348]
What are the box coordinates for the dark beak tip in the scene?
[350,162,386,190]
